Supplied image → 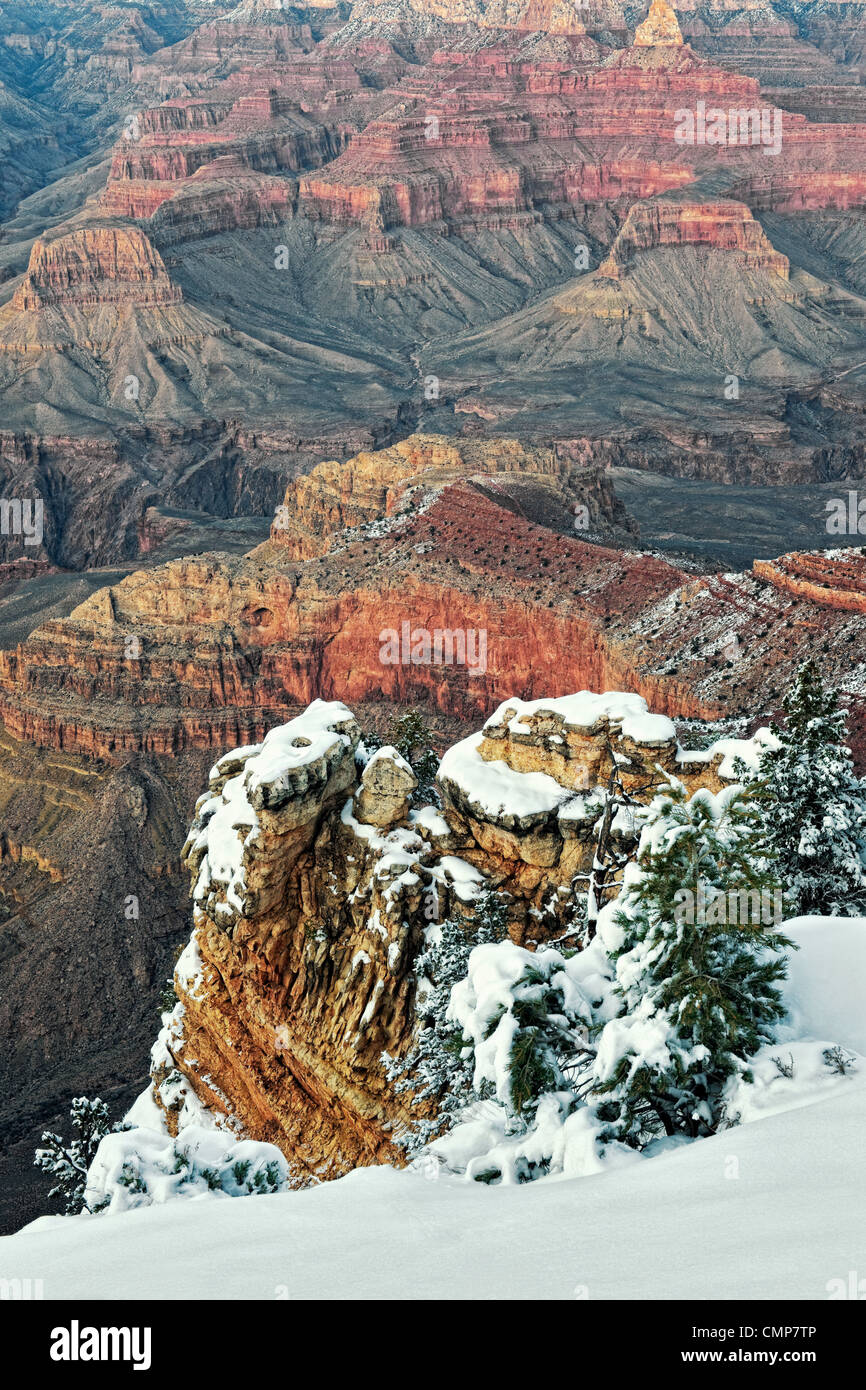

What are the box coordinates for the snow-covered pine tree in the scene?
[749,660,866,916]
[34,1096,121,1214]
[387,707,439,803]
[592,785,792,1147]
[479,955,594,1123]
[571,737,670,943]
[383,886,509,1153]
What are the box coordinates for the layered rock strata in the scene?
[154,690,762,1175]
[0,458,864,763]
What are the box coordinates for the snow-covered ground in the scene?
[2,1080,864,1300]
[2,918,863,1300]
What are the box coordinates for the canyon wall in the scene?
[0,439,864,766]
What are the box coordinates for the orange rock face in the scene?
[598,199,789,278]
[98,53,384,230]
[634,0,684,48]
[154,688,751,1175]
[11,227,182,311]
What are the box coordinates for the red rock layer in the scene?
[599,199,789,278]
[1,472,864,763]
[754,550,866,614]
[11,227,182,311]
[296,39,866,230]
[99,55,390,225]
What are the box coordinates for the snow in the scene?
[439,733,577,819]
[678,727,780,779]
[121,1086,167,1136]
[4,912,865,1298]
[411,805,451,837]
[187,775,258,920]
[238,699,355,799]
[780,916,866,1056]
[429,855,485,901]
[484,690,674,739]
[557,792,604,824]
[5,1081,865,1299]
[619,712,676,746]
[174,932,204,997]
[723,1040,858,1125]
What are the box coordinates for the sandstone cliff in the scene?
[265,432,638,559]
[10,227,183,312]
[598,199,790,279]
[153,690,759,1176]
[1,451,864,765]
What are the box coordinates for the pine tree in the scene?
[751,660,866,916]
[592,785,793,1147]
[383,887,509,1152]
[568,737,672,943]
[34,1097,121,1214]
[488,958,592,1123]
[387,707,440,803]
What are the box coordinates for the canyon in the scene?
[1,434,863,767]
[2,0,866,1231]
[2,1,866,569]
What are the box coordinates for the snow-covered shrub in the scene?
[84,1125,291,1215]
[34,1097,124,1215]
[384,887,508,1151]
[722,1039,858,1125]
[434,936,627,1182]
[449,940,594,1120]
[420,782,845,1183]
[426,929,652,1183]
[591,784,793,1145]
[748,660,866,916]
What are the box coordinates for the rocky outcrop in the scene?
[753,548,866,613]
[154,688,754,1174]
[599,199,789,278]
[634,0,683,47]
[161,701,427,1173]
[267,432,638,559]
[11,227,182,311]
[98,51,385,226]
[354,746,418,825]
[732,171,866,214]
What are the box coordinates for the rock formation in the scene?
[0,441,864,766]
[634,0,683,47]
[153,689,764,1175]
[598,199,790,279]
[266,432,639,559]
[11,227,183,312]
